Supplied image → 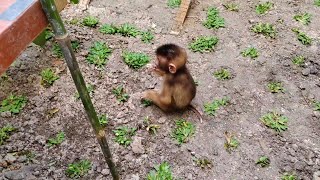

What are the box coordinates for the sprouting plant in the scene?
[98,114,109,126]
[256,2,273,15]
[313,101,320,111]
[315,0,320,6]
[281,172,297,180]
[224,132,239,153]
[75,84,94,100]
[86,41,112,69]
[167,0,181,8]
[66,160,92,178]
[241,47,259,59]
[292,28,312,45]
[260,111,288,132]
[122,51,150,69]
[294,13,312,25]
[204,97,229,116]
[41,68,59,87]
[0,94,27,114]
[47,131,65,147]
[69,18,79,25]
[292,55,305,66]
[141,99,153,107]
[189,36,219,53]
[117,23,140,37]
[112,85,130,102]
[252,23,276,38]
[146,124,161,135]
[140,31,154,43]
[99,24,118,34]
[213,68,232,80]
[52,40,80,58]
[0,125,16,145]
[194,158,213,169]
[147,162,174,180]
[223,3,239,11]
[113,126,137,146]
[267,81,285,93]
[82,16,99,27]
[203,7,225,29]
[256,156,270,167]
[171,119,196,144]
[45,28,54,40]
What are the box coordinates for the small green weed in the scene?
[267,81,285,93]
[224,132,239,152]
[313,101,320,111]
[194,158,213,169]
[0,125,16,145]
[292,28,312,45]
[281,173,297,180]
[252,23,276,38]
[171,119,196,144]
[98,114,109,126]
[52,40,80,58]
[122,51,150,69]
[204,97,229,116]
[69,18,79,25]
[241,47,259,59]
[146,124,160,134]
[203,7,225,29]
[189,36,219,53]
[140,31,154,43]
[260,111,288,132]
[75,84,94,100]
[0,94,27,114]
[167,0,181,8]
[99,24,118,34]
[82,16,99,27]
[86,41,112,69]
[117,23,140,37]
[315,0,320,6]
[66,160,91,178]
[47,131,65,147]
[112,85,130,102]
[113,126,137,146]
[41,68,59,87]
[0,73,8,81]
[223,3,239,11]
[256,156,270,167]
[45,28,54,40]
[294,13,311,25]
[141,99,153,107]
[147,162,174,180]
[292,55,305,66]
[256,2,273,14]
[213,68,232,80]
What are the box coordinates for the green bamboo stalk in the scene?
[39,1,119,179]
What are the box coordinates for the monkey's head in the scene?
[153,44,187,76]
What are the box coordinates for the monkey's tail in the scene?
[188,104,203,123]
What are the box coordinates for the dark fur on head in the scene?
[156,44,182,61]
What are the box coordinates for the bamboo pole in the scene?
[39,1,119,179]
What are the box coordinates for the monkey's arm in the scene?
[143,90,172,112]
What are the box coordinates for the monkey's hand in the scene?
[143,90,156,100]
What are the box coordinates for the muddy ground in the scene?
[1,0,320,179]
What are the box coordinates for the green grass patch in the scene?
[0,94,27,114]
[99,24,118,35]
[252,23,276,38]
[47,131,65,147]
[224,132,240,152]
[189,36,219,53]
[241,47,259,59]
[52,40,80,58]
[204,97,229,116]
[66,160,91,178]
[267,81,285,93]
[223,3,239,11]
[294,13,312,25]
[117,23,140,37]
[98,114,109,126]
[45,28,54,40]
[292,28,312,45]
[0,125,16,145]
[314,101,320,111]
[140,31,154,43]
[256,2,273,15]
[147,162,174,180]
[213,68,232,80]
[256,156,270,167]
[113,126,137,146]
[260,111,288,132]
[292,55,305,66]
[82,16,99,27]
[112,85,130,102]
[86,41,112,69]
[315,0,320,6]
[281,173,297,180]
[171,119,196,144]
[203,7,225,29]
[122,51,150,69]
[167,0,181,8]
[41,68,59,87]
[141,99,153,107]
[194,158,213,169]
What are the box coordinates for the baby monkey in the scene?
[143,44,202,122]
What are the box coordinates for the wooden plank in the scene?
[171,0,192,34]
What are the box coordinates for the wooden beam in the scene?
[171,0,192,35]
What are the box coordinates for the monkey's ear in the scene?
[168,63,177,73]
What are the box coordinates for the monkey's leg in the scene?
[144,90,172,112]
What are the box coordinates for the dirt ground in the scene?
[1,0,320,179]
